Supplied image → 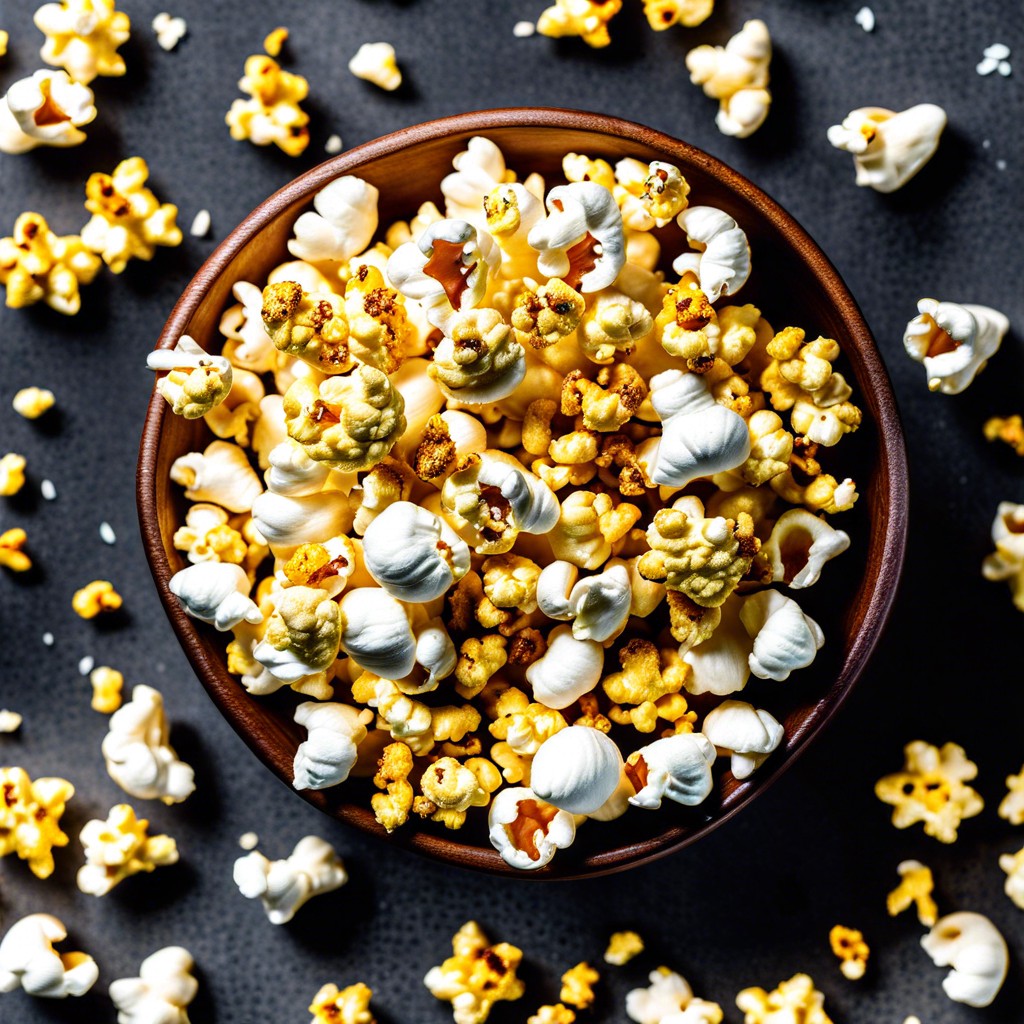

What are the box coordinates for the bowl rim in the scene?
[138,106,909,879]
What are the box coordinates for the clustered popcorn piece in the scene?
[348,42,402,91]
[109,947,198,1024]
[536,0,623,48]
[152,12,187,51]
[76,803,178,896]
[0,69,96,154]
[829,925,869,980]
[226,49,310,156]
[0,913,98,999]
[736,974,831,1024]
[982,502,1024,611]
[34,0,130,84]
[310,981,376,1024]
[0,766,74,877]
[984,414,1024,456]
[626,967,723,1024]
[560,962,600,1009]
[148,335,234,419]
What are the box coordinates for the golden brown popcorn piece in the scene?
[456,635,508,698]
[563,153,616,190]
[89,666,123,713]
[0,527,32,572]
[561,364,648,433]
[594,434,649,497]
[511,279,586,350]
[0,767,74,878]
[72,579,122,618]
[417,756,498,830]
[604,930,644,965]
[413,414,458,480]
[765,327,839,394]
[226,54,309,157]
[522,399,560,456]
[549,428,599,466]
[448,570,510,635]
[602,638,687,706]
[35,0,130,84]
[886,860,938,927]
[665,591,721,647]
[736,974,832,1024]
[489,687,566,757]
[345,264,411,374]
[573,693,612,732]
[643,0,714,30]
[507,627,546,668]
[482,554,542,611]
[309,981,376,1024]
[536,0,623,48]
[262,281,353,373]
[528,1006,576,1024]
[829,925,869,981]
[984,415,1024,456]
[263,26,288,57]
[656,281,717,372]
[560,962,599,1010]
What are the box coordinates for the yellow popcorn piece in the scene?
[261,281,353,374]
[766,328,840,393]
[345,264,411,374]
[536,0,623,49]
[549,428,599,466]
[604,930,644,966]
[740,411,794,486]
[0,30,8,58]
[529,1006,576,1024]
[563,153,616,190]
[173,503,248,566]
[656,281,717,371]
[984,415,1024,456]
[309,981,376,1024]
[982,502,1024,612]
[34,0,130,84]
[1000,764,1024,825]
[886,860,938,927]
[489,687,567,757]
[456,635,508,699]
[417,756,500,830]
[560,962,599,1009]
[81,156,182,273]
[561,364,647,434]
[549,491,642,570]
[72,579,122,618]
[424,921,525,1024]
[0,766,74,878]
[76,803,177,896]
[263,26,288,58]
[371,741,414,833]
[511,279,586,351]
[0,213,100,315]
[602,638,688,707]
[262,586,342,675]
[875,741,983,843]
[226,53,310,156]
[638,507,759,607]
[736,974,832,1024]
[12,385,56,419]
[999,847,1024,910]
[829,925,869,981]
[643,0,714,30]
[89,666,124,713]
[0,527,31,572]
[0,453,26,496]
[593,434,650,497]
[412,415,458,482]
[482,554,541,612]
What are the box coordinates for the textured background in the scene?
[0,0,1022,1022]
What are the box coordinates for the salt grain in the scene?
[325,134,343,155]
[190,209,211,238]
[854,7,875,32]
[99,521,116,545]
[78,655,95,676]
[513,21,536,38]
[40,479,56,501]
[42,632,54,646]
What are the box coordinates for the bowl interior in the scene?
[138,109,908,878]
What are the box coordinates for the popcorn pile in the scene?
[155,135,864,871]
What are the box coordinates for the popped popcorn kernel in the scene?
[602,639,687,711]
[999,764,1024,825]
[875,741,983,843]
[424,921,525,1024]
[626,967,722,1024]
[562,364,647,433]
[529,1005,575,1024]
[110,947,198,1023]
[984,414,1024,456]
[152,12,187,51]
[604,930,644,966]
[0,528,32,572]
[173,504,248,565]
[563,152,616,190]
[89,665,123,713]
[0,766,74,878]
[0,711,23,733]
[349,42,401,91]
[0,454,26,496]
[511,279,586,351]
[76,803,178,896]
[829,925,869,980]
[456,635,508,698]
[536,0,623,49]
[982,502,1024,611]
[418,756,499,830]
[736,974,832,1024]
[12,385,56,418]
[560,962,599,1009]
[887,859,938,926]
[72,579,122,618]
[371,741,414,833]
[262,281,353,374]
[0,913,98,998]
[227,53,309,156]
[999,847,1024,910]
[0,68,97,154]
[310,982,376,1024]
[263,25,288,57]
[81,156,182,273]
[643,1,713,31]
[0,31,7,58]
[34,0,130,84]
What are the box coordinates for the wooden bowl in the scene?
[138,108,908,878]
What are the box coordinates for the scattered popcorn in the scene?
[736,974,831,1024]
[0,766,73,877]
[0,914,98,998]
[263,26,288,57]
[0,69,96,153]
[536,0,623,48]
[189,208,211,238]
[77,803,178,896]
[828,104,947,193]
[887,860,938,926]
[977,43,1011,77]
[90,665,123,712]
[110,947,197,1024]
[424,921,525,1024]
[513,21,536,38]
[921,912,1008,1008]
[999,847,1024,909]
[72,579,122,618]
[310,982,375,1024]
[292,702,373,791]
[325,133,343,154]
[982,502,1024,611]
[34,0,130,84]
[604,931,644,966]
[12,385,56,418]
[0,527,32,571]
[40,480,57,500]
[1000,764,1024,824]
[152,12,186,51]
[854,6,875,31]
[234,834,346,924]
[984,414,1024,456]
[78,655,94,675]
[829,925,868,980]
[643,1,714,30]
[226,53,309,156]
[560,962,599,1009]
[0,710,23,733]
[348,42,401,91]
[875,741,983,843]
[0,31,7,57]
[169,561,263,630]
[1,212,100,314]
[0,453,26,496]
[626,967,723,1024]
[102,684,196,804]
[528,1006,575,1024]
[99,520,116,544]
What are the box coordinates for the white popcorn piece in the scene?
[0,69,96,153]
[977,44,1011,77]
[0,709,23,732]
[0,914,98,999]
[292,702,373,791]
[627,733,717,810]
[643,370,750,488]
[102,684,196,804]
[411,613,457,691]
[99,521,116,544]
[265,440,331,497]
[233,834,347,923]
[513,21,536,38]
[147,335,233,419]
[288,176,380,264]
[362,501,470,602]
[531,725,625,816]
[528,181,626,293]
[338,587,416,679]
[535,559,632,642]
[109,946,197,1024]
[348,42,401,91]
[682,597,753,696]
[921,912,1008,1008]
[488,786,576,870]
[239,831,259,850]
[168,561,262,631]
[220,280,278,373]
[626,968,694,1024]
[762,508,851,588]
[672,206,751,300]
[903,297,1009,395]
[170,440,262,512]
[152,13,187,51]
[740,590,824,681]
[526,624,604,709]
[250,489,353,559]
[324,133,343,154]
[189,209,210,237]
[1000,848,1024,910]
[441,136,510,226]
[827,104,946,193]
[701,699,784,779]
[854,7,875,32]
[41,480,58,501]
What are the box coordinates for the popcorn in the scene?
[90,665,123,712]
[371,742,415,832]
[0,767,73,877]
[254,586,342,681]
[701,700,783,779]
[173,504,247,567]
[529,1007,575,1024]
[147,335,233,419]
[432,309,527,404]
[903,298,1008,394]
[488,786,575,869]
[536,560,630,642]
[0,710,22,733]
[605,931,644,966]
[424,921,525,1024]
[686,20,772,138]
[109,947,197,1024]
[489,686,566,758]
[102,684,196,804]
[761,509,850,588]
[263,25,288,56]
[152,12,187,51]
[740,590,824,681]
[0,914,98,998]
[0,69,96,153]
[0,31,6,57]
[627,968,722,1024]
[310,982,375,1024]
[512,279,585,351]
[456,635,507,697]
[827,104,947,193]
[999,847,1024,910]
[345,263,413,373]
[0,527,31,571]
[561,962,599,1009]
[736,974,831,1024]
[984,414,1024,456]
[348,42,401,91]
[81,156,182,273]
[227,53,309,155]
[875,741,983,843]
[921,912,1008,1007]
[562,364,646,433]
[626,732,716,809]
[292,702,373,791]
[13,384,57,418]
[531,725,626,816]
[261,281,353,373]
[169,561,262,630]
[338,588,416,679]
[643,0,713,31]
[982,502,1024,611]
[76,803,178,896]
[289,176,379,265]
[0,213,100,314]
[536,0,623,48]
[526,625,604,710]
[72,578,122,618]
[601,638,686,709]
[418,756,499,829]
[549,490,640,569]
[999,763,1024,824]
[829,925,868,980]
[887,860,938,926]
[34,0,130,84]
[0,453,26,496]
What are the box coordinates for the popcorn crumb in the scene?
[264,27,289,58]
[513,21,536,37]
[152,12,187,51]
[854,7,875,32]
[12,387,55,419]
[604,931,644,965]
[996,159,1007,171]
[977,44,1011,76]
[999,764,1024,824]
[0,528,31,572]
[238,831,259,850]
[325,134,343,155]
[99,521,117,545]
[887,859,938,926]
[0,710,22,733]
[348,42,401,91]
[829,925,869,980]
[72,579,123,618]
[78,655,95,676]
[42,632,54,646]
[0,453,26,496]
[41,479,57,501]
[189,209,211,238]
[984,415,1024,455]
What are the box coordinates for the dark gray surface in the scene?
[0,1,1022,1021]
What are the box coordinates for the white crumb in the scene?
[513,21,536,37]
[325,134,343,155]
[0,710,23,733]
[977,44,1011,76]
[854,6,875,32]
[42,632,54,647]
[996,159,1007,171]
[190,209,211,238]
[239,832,259,850]
[78,655,95,676]
[99,521,117,545]
[40,479,57,500]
